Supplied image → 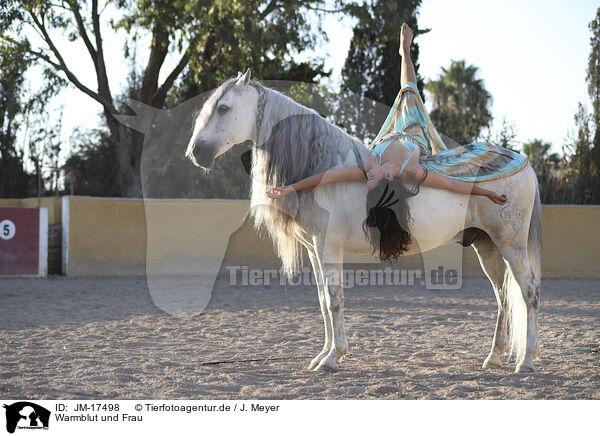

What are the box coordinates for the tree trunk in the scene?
[104,109,142,197]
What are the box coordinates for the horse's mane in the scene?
[249,85,369,276]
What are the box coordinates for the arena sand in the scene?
[1,275,599,399]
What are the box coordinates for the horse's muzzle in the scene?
[192,139,217,169]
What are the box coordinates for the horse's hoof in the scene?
[313,356,339,372]
[307,358,321,370]
[307,351,329,370]
[482,355,502,369]
[515,360,535,373]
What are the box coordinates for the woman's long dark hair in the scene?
[363,170,428,263]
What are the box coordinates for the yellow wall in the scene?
[7,196,599,278]
[63,197,263,276]
[541,205,600,277]
[65,197,147,276]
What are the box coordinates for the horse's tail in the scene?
[504,170,542,362]
[528,176,543,281]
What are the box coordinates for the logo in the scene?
[3,402,50,434]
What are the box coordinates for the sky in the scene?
[26,0,599,164]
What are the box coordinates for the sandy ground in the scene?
[0,274,599,400]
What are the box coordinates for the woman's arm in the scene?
[266,166,367,199]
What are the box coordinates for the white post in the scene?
[62,196,70,276]
[38,207,48,277]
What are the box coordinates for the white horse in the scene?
[186,69,542,373]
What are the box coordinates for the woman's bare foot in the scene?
[400,23,413,56]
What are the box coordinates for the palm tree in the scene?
[522,139,560,169]
[522,138,562,203]
[426,60,492,145]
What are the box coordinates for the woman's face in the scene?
[366,165,385,190]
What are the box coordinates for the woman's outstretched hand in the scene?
[487,192,508,205]
[266,186,293,199]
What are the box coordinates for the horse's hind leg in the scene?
[306,248,333,370]
[497,244,540,373]
[472,233,509,368]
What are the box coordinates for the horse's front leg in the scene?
[306,249,333,370]
[314,249,347,372]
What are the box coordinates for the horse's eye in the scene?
[217,104,229,115]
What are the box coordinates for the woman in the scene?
[266,24,522,262]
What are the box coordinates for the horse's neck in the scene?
[258,89,314,140]
[262,87,368,154]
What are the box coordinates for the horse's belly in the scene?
[340,186,470,256]
[407,187,471,252]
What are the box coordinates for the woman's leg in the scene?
[400,23,417,87]
[417,166,507,205]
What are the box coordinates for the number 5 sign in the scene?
[0,219,16,240]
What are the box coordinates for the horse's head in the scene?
[186,68,259,169]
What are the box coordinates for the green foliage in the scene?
[27,108,64,195]
[342,0,425,105]
[522,139,559,168]
[63,128,121,197]
[584,7,600,202]
[545,7,600,204]
[588,7,600,134]
[0,42,37,197]
[521,138,561,203]
[482,117,519,151]
[4,2,600,205]
[338,0,424,142]
[426,59,492,146]
[567,104,597,204]
[167,0,333,103]
[3,0,337,197]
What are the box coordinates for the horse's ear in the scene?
[236,68,251,87]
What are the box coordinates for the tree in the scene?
[0,38,63,198]
[482,117,518,151]
[584,7,600,203]
[426,59,492,145]
[3,0,339,197]
[63,128,120,197]
[522,139,559,169]
[558,7,600,204]
[569,104,596,204]
[0,42,34,197]
[339,0,425,142]
[521,138,561,203]
[588,7,600,140]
